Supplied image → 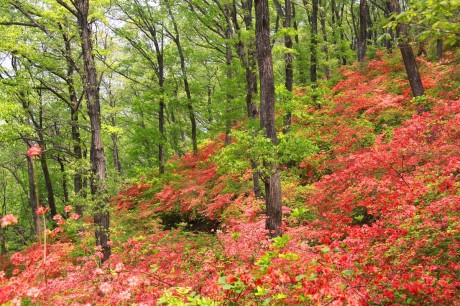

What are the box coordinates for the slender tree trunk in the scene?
[27,155,39,236]
[387,0,424,97]
[166,4,198,156]
[57,158,69,203]
[274,0,294,131]
[62,24,84,214]
[1,179,8,254]
[106,79,122,174]
[255,0,283,237]
[159,94,165,174]
[39,145,57,217]
[436,39,443,62]
[232,0,261,198]
[70,108,84,215]
[75,0,110,261]
[207,84,214,124]
[310,0,318,84]
[224,31,234,146]
[150,22,168,171]
[167,93,183,157]
[383,4,394,52]
[358,0,368,62]
[320,0,330,79]
[339,4,347,65]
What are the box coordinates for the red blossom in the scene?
[27,145,42,157]
[36,206,49,215]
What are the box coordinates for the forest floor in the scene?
[1,51,460,305]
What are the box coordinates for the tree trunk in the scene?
[224,30,234,146]
[320,0,330,79]
[232,0,261,198]
[1,179,8,254]
[75,0,110,261]
[166,4,197,156]
[27,155,40,237]
[70,107,84,215]
[159,93,166,174]
[255,0,283,237]
[310,0,318,84]
[57,158,69,203]
[274,0,294,131]
[62,25,84,213]
[106,79,122,174]
[149,21,168,171]
[358,0,368,62]
[387,0,424,97]
[39,145,57,217]
[436,39,443,62]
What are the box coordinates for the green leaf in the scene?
[341,269,354,276]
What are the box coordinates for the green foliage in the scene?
[278,133,318,166]
[158,287,218,305]
[387,0,460,45]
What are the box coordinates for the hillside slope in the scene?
[1,52,459,305]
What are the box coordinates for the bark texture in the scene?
[255,0,283,237]
[387,0,424,97]
[75,0,111,261]
[358,0,368,62]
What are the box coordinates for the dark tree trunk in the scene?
[105,79,122,174]
[382,3,393,52]
[35,91,57,218]
[166,4,198,156]
[57,158,69,203]
[70,107,84,215]
[224,30,234,146]
[159,95,165,174]
[1,179,8,254]
[319,0,330,79]
[310,0,318,84]
[39,145,57,217]
[340,4,347,65]
[332,0,347,65]
[358,0,368,62]
[62,25,83,198]
[437,39,443,62]
[232,0,261,198]
[111,119,122,174]
[234,0,259,120]
[151,28,166,174]
[73,0,110,261]
[387,0,424,97]
[207,84,214,124]
[63,25,85,214]
[27,155,40,236]
[274,0,294,131]
[255,0,283,237]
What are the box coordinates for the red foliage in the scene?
[2,55,459,305]
[112,183,150,211]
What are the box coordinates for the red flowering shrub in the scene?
[2,54,459,305]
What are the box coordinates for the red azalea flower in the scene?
[27,145,42,157]
[36,207,49,215]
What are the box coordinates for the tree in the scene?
[358,0,368,61]
[274,0,294,129]
[386,0,424,97]
[164,0,198,155]
[56,0,111,261]
[255,0,283,237]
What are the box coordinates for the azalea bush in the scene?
[1,53,459,305]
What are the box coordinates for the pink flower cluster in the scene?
[1,214,18,227]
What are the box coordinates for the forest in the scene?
[0,0,459,304]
